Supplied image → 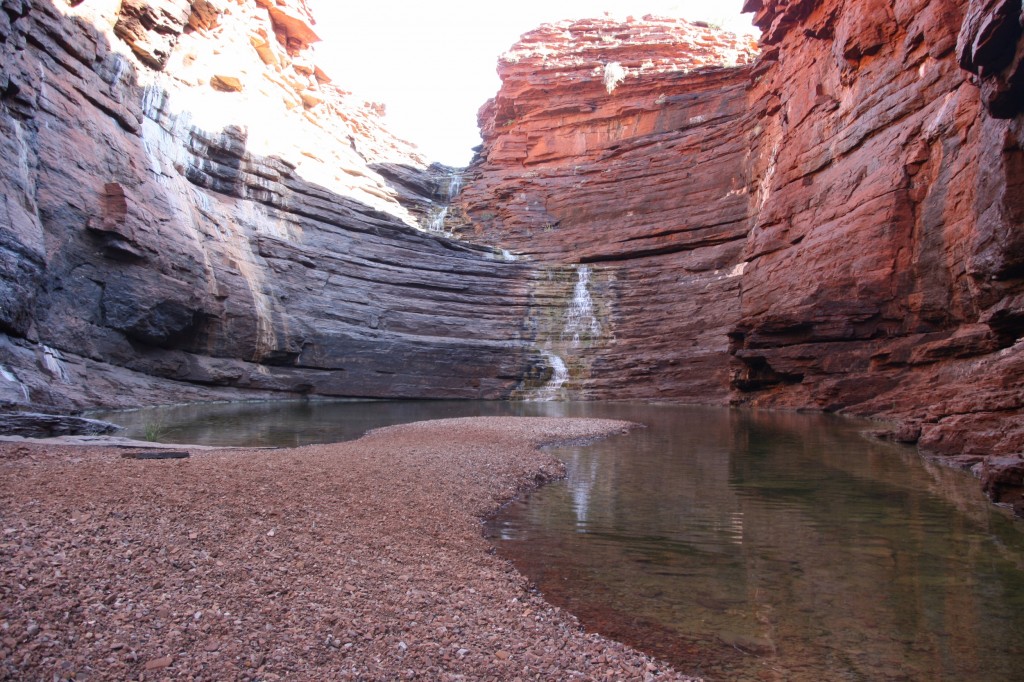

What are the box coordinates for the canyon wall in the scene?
[1,0,1022,494]
[735,0,1024,462]
[458,18,760,402]
[459,4,1024,476]
[0,0,544,411]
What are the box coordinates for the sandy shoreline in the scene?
[0,416,698,681]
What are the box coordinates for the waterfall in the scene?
[532,351,568,402]
[427,205,449,232]
[521,264,605,401]
[424,169,463,234]
[41,346,71,384]
[563,264,601,346]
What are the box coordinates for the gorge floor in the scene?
[0,417,697,682]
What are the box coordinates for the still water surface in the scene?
[484,404,1024,681]
[94,400,1024,681]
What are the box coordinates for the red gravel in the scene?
[0,417,700,681]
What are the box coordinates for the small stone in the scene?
[495,649,511,660]
[210,74,244,92]
[143,655,173,671]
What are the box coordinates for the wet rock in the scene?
[121,450,190,460]
[717,631,775,655]
[979,455,1024,516]
[0,412,121,438]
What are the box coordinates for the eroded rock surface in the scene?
[0,0,540,411]
[2,1,1022,489]
[458,6,1024,471]
[734,0,1024,463]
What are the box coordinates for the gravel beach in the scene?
[0,417,698,681]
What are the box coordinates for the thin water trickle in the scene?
[41,346,71,383]
[563,264,601,346]
[0,365,30,400]
[447,170,463,198]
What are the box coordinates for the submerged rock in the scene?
[980,455,1024,517]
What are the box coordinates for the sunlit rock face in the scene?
[0,0,537,410]
[457,18,761,403]
[736,0,1024,463]
[2,0,1022,482]
[459,6,1024,465]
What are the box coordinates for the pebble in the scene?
[0,419,698,681]
[143,655,173,671]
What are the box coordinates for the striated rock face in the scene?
[458,18,760,403]
[2,0,1022,497]
[0,0,540,411]
[458,6,1024,478]
[734,0,1024,465]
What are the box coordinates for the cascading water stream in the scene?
[529,264,603,401]
[563,264,601,346]
[425,169,463,234]
[532,352,569,402]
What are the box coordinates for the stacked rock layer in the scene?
[458,5,1023,480]
[0,0,544,410]
[1,1,1022,494]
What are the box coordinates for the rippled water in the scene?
[93,400,1024,680]
[484,404,1024,681]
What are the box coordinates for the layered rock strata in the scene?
[0,0,543,411]
[734,0,1024,466]
[459,6,1023,488]
[1,0,1022,502]
[459,18,760,403]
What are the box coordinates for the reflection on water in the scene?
[89,398,589,447]
[484,405,1024,682]
[93,400,1024,680]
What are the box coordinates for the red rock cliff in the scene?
[736,0,1023,470]
[458,18,760,403]
[458,4,1024,495]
